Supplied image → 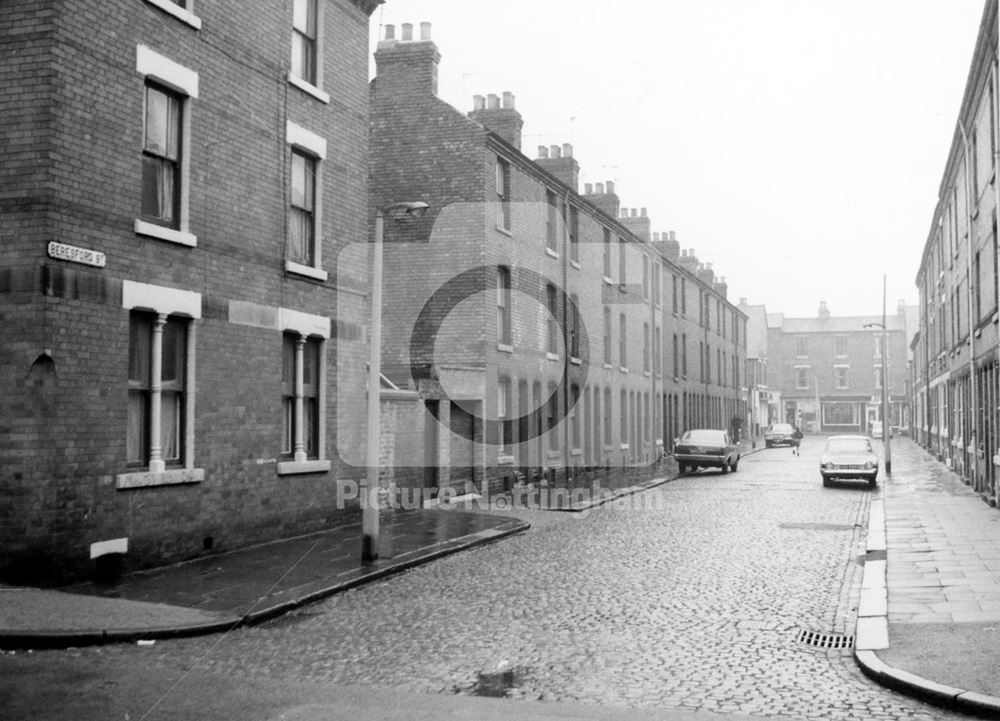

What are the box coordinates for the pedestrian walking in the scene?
[792,426,803,455]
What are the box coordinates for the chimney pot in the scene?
[669,230,676,241]
[537,145,548,159]
[595,182,605,194]
[384,24,395,40]
[640,207,647,217]
[501,91,515,109]
[653,232,660,241]
[487,93,500,109]
[401,22,413,41]
[631,208,638,218]
[473,94,485,111]
[740,297,747,305]
[420,22,432,40]
[562,143,572,158]
[606,180,615,195]
[584,183,593,194]
[550,144,561,159]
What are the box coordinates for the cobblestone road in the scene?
[76,438,962,719]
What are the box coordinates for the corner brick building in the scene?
[369,23,748,496]
[766,302,912,435]
[0,0,378,583]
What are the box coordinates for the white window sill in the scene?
[546,352,560,361]
[643,371,651,377]
[287,73,330,103]
[277,459,331,475]
[571,448,583,457]
[497,454,516,465]
[603,276,613,285]
[570,260,580,269]
[495,226,513,237]
[143,0,202,29]
[546,450,561,459]
[135,219,197,247]
[570,357,582,365]
[497,343,514,353]
[116,467,204,489]
[620,443,630,451]
[545,247,559,258]
[285,260,328,282]
[619,366,629,374]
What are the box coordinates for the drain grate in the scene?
[796,628,855,649]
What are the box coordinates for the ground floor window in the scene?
[822,402,857,426]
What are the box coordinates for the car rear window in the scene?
[770,424,793,433]
[682,430,725,443]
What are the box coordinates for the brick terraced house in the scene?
[367,23,748,498]
[0,0,379,583]
[912,0,999,505]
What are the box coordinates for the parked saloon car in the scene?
[820,435,879,488]
[764,422,796,448]
[674,429,740,474]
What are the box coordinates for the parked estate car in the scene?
[820,435,879,488]
[764,423,796,448]
[870,421,883,438]
[674,429,740,474]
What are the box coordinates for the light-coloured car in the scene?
[820,435,878,488]
[764,422,796,448]
[674,429,740,474]
[870,420,883,439]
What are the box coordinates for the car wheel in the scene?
[678,462,687,474]
[765,441,772,448]
[868,478,877,489]
[720,462,728,475]
[822,476,831,487]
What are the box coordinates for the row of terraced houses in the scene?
[911,0,1000,507]
[0,1,746,583]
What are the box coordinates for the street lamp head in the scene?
[380,201,429,219]
[862,322,884,330]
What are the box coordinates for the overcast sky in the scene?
[368,1,987,319]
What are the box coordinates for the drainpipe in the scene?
[993,56,1000,506]
[957,119,977,491]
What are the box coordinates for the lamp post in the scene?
[864,274,892,476]
[364,201,429,562]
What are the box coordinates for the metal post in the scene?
[883,274,892,475]
[363,210,385,562]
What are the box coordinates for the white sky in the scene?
[368,1,987,318]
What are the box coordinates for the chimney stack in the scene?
[714,276,728,299]
[818,301,830,318]
[374,21,441,98]
[535,142,579,192]
[619,206,651,242]
[679,248,699,273]
[651,229,680,261]
[468,90,524,150]
[582,180,620,218]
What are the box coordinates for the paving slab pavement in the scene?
[854,437,1000,718]
[0,507,528,648]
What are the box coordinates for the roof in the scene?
[777,315,907,333]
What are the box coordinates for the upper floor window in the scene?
[135,46,198,247]
[602,228,612,278]
[795,336,808,357]
[142,0,202,30]
[546,284,559,355]
[834,335,847,357]
[289,150,316,266]
[497,378,511,452]
[619,312,627,368]
[546,191,559,252]
[569,293,581,359]
[681,277,687,316]
[496,158,511,230]
[568,206,579,263]
[796,366,810,390]
[642,255,649,300]
[618,238,626,286]
[292,0,318,85]
[672,274,678,313]
[496,266,511,345]
[642,322,650,372]
[142,83,182,228]
[603,306,612,365]
[834,365,849,389]
[285,121,327,279]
